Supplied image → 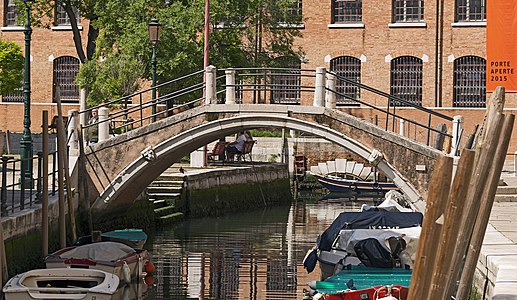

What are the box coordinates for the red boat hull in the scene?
[321,285,408,300]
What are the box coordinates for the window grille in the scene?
[2,91,23,103]
[55,4,80,26]
[53,56,80,103]
[453,56,486,107]
[332,0,362,24]
[272,0,302,24]
[393,0,424,23]
[5,0,19,26]
[390,56,423,106]
[271,58,301,104]
[330,56,361,105]
[456,0,486,22]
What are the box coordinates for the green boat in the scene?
[307,265,412,296]
[75,229,148,249]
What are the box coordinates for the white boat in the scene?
[45,241,150,284]
[303,198,423,280]
[2,268,119,300]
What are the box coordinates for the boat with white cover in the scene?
[2,268,119,300]
[45,241,149,284]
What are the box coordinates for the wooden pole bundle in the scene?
[427,149,475,299]
[408,87,513,299]
[455,113,515,299]
[407,155,453,300]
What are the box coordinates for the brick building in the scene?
[1,0,515,153]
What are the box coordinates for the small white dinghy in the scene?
[2,268,119,300]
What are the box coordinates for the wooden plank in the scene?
[407,155,453,300]
[455,113,515,300]
[427,149,475,299]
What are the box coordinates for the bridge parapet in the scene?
[75,66,463,155]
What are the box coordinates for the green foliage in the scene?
[0,40,24,95]
[76,55,144,106]
[30,0,304,105]
[250,129,283,137]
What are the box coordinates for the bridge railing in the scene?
[0,152,60,216]
[75,65,462,154]
[324,70,456,150]
[217,67,316,105]
[79,69,206,141]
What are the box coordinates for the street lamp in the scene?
[148,18,161,123]
[20,0,34,187]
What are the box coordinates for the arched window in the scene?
[453,56,486,107]
[390,56,423,106]
[53,56,80,103]
[270,56,301,104]
[330,56,361,105]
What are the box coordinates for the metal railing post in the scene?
[451,115,464,156]
[1,156,8,216]
[98,107,110,142]
[36,152,42,204]
[205,65,217,104]
[225,68,236,104]
[67,110,78,155]
[325,72,337,109]
[20,158,25,210]
[313,67,326,107]
[52,152,57,195]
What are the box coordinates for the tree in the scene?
[30,0,304,105]
[0,40,24,95]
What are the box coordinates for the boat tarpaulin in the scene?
[318,211,423,251]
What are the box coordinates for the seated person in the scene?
[225,131,248,161]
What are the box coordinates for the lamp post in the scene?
[20,0,34,187]
[148,19,161,123]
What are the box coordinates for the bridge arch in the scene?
[91,113,425,211]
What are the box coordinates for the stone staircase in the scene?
[147,167,187,225]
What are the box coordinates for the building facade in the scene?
[2,0,515,152]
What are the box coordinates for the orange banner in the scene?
[487,0,517,91]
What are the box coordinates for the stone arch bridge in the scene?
[77,103,445,213]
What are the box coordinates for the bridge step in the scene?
[154,205,176,217]
[496,186,517,195]
[149,192,181,201]
[159,212,184,226]
[147,186,183,193]
[149,180,184,187]
[495,194,517,202]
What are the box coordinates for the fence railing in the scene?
[77,65,462,155]
[0,152,60,216]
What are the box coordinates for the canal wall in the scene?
[177,164,292,218]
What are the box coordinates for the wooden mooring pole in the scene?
[42,111,49,256]
[407,155,453,300]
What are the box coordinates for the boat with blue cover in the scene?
[303,198,422,280]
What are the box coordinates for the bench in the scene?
[236,140,256,162]
[207,141,228,162]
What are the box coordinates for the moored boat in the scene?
[312,173,398,194]
[306,265,412,300]
[303,198,422,280]
[45,241,150,284]
[74,228,148,249]
[2,268,119,300]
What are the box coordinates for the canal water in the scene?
[142,193,385,300]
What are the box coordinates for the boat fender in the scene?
[145,260,156,274]
[303,247,318,273]
[123,261,131,284]
[144,274,155,287]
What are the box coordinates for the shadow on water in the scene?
[144,193,384,300]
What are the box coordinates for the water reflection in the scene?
[144,193,383,300]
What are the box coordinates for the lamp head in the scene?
[148,18,161,46]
